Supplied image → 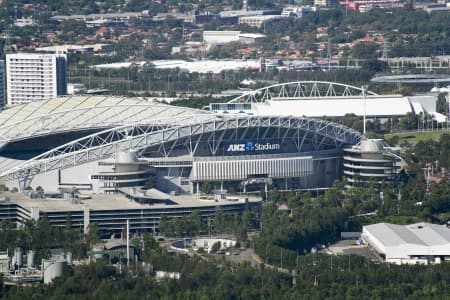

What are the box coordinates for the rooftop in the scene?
[35,44,111,53]
[0,95,211,144]
[364,222,450,247]
[251,96,414,118]
[1,192,261,212]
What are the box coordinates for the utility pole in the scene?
[167,74,170,91]
[243,0,248,11]
[280,247,283,269]
[126,219,130,268]
[4,27,12,53]
[265,243,268,264]
[381,39,390,61]
[327,38,332,71]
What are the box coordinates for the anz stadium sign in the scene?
[226,140,280,153]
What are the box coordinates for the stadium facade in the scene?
[0,94,363,194]
[0,82,404,233]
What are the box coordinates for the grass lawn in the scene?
[384,130,449,145]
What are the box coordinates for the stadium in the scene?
[0,81,403,233]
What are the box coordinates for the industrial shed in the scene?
[362,222,450,265]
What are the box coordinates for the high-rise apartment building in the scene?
[0,60,5,109]
[6,53,67,106]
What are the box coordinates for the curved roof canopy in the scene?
[229,81,378,103]
[0,95,210,143]
[225,81,419,118]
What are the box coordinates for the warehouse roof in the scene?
[364,222,450,247]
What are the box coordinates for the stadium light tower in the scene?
[446,88,450,130]
[362,85,368,135]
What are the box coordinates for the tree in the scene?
[85,223,101,248]
[143,233,159,252]
[202,182,213,195]
[361,59,389,73]
[158,215,171,236]
[145,175,155,189]
[131,237,141,253]
[185,210,203,236]
[211,241,221,252]
[351,42,379,59]
[436,93,449,116]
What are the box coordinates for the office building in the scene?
[238,15,286,28]
[314,0,337,7]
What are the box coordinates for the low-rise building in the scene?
[51,12,150,27]
[0,192,260,235]
[281,6,318,17]
[35,44,113,55]
[362,222,450,265]
[67,83,86,95]
[238,15,286,28]
[238,33,266,44]
[203,31,266,45]
[314,0,338,7]
[14,18,35,27]
[203,31,241,44]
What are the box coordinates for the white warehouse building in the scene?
[362,222,450,265]
[203,31,266,45]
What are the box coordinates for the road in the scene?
[159,238,292,274]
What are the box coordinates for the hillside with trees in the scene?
[1,241,449,299]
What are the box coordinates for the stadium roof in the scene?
[371,74,450,84]
[0,95,210,143]
[252,96,413,118]
[225,81,439,119]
